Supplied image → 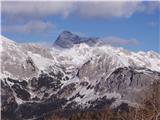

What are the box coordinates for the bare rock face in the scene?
[1,80,18,120]
[95,67,160,103]
[54,31,98,48]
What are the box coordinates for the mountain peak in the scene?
[61,30,73,35]
[54,31,98,48]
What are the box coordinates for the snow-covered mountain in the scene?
[1,34,160,120]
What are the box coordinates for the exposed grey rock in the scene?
[95,67,160,103]
[1,79,18,120]
[54,31,98,48]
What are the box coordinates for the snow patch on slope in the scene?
[27,51,55,70]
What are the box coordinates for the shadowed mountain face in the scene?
[1,34,160,120]
[54,31,99,48]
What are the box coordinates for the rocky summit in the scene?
[54,31,99,48]
[1,33,160,120]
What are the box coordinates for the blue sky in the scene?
[1,1,160,52]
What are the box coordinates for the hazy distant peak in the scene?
[54,31,99,48]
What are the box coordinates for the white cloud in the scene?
[2,1,159,20]
[101,36,139,46]
[2,2,74,18]
[2,21,54,34]
[144,1,159,13]
[76,1,142,19]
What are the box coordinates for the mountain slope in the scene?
[1,35,160,120]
